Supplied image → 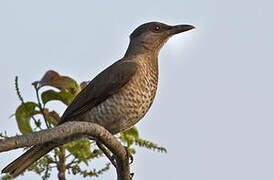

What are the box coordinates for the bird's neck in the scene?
[124,40,160,58]
[124,42,158,72]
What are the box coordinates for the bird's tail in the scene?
[2,143,56,178]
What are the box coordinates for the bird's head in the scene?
[126,22,195,56]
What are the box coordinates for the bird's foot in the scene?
[90,137,134,167]
[130,173,135,179]
[123,146,134,164]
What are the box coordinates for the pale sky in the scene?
[1,0,274,180]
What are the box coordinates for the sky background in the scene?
[0,0,274,180]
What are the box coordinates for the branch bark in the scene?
[0,122,131,180]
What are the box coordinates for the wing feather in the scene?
[58,60,137,124]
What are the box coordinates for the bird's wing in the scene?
[58,60,137,124]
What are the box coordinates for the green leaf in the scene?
[38,70,81,95]
[127,147,136,154]
[43,109,60,126]
[134,138,167,153]
[120,127,167,152]
[123,127,139,139]
[41,89,74,105]
[27,155,53,179]
[15,102,38,134]
[120,127,139,147]
[65,140,93,165]
[1,174,13,180]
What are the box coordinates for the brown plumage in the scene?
[2,22,195,177]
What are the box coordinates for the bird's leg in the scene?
[96,141,117,168]
[88,137,133,166]
[88,136,117,167]
[123,146,134,164]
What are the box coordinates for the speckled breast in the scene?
[81,56,158,134]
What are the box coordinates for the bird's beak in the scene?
[169,24,195,35]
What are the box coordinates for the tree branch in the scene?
[0,122,131,180]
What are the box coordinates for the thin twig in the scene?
[33,84,50,129]
[15,76,41,128]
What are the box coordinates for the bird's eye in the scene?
[152,25,161,32]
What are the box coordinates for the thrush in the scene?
[2,22,195,177]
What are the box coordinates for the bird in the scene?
[2,21,195,177]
